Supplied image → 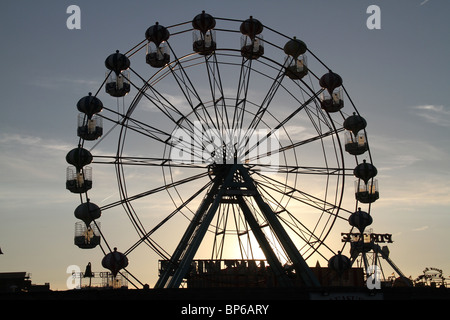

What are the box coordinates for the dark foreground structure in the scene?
[2,286,449,301]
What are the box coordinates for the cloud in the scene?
[0,133,73,156]
[139,92,192,114]
[277,124,309,141]
[420,0,430,5]
[369,136,425,172]
[0,133,78,210]
[28,76,99,90]
[412,226,429,232]
[411,105,450,127]
[0,133,72,182]
[366,132,450,208]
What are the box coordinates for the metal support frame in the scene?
[154,176,224,288]
[155,164,320,288]
[236,166,320,287]
[350,242,411,287]
[236,195,294,287]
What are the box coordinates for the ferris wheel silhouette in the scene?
[66,12,380,288]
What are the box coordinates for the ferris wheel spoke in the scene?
[98,106,172,145]
[128,68,208,140]
[254,180,343,261]
[303,102,337,132]
[93,155,206,169]
[251,170,351,218]
[128,69,187,122]
[255,188,332,259]
[100,105,208,163]
[99,171,208,211]
[124,178,214,257]
[250,163,351,176]
[165,43,220,135]
[115,119,206,162]
[243,60,287,140]
[232,57,254,131]
[97,110,204,164]
[278,213,335,260]
[245,126,345,164]
[254,174,338,214]
[203,54,223,120]
[203,53,233,133]
[243,87,325,160]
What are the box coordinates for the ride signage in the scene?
[341,232,393,243]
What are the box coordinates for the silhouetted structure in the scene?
[0,272,31,292]
[66,11,386,292]
[0,272,51,293]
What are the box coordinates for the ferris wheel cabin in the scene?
[319,71,344,113]
[284,37,308,80]
[345,131,368,155]
[65,147,93,194]
[74,221,101,249]
[76,93,104,141]
[66,166,92,194]
[240,17,264,60]
[145,22,171,68]
[146,42,170,68]
[73,201,102,249]
[77,113,103,141]
[355,179,379,203]
[343,112,368,155]
[353,160,379,204]
[105,71,130,97]
[104,50,131,97]
[192,11,217,55]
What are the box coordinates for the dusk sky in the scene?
[1,0,449,290]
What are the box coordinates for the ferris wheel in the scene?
[66,12,380,288]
